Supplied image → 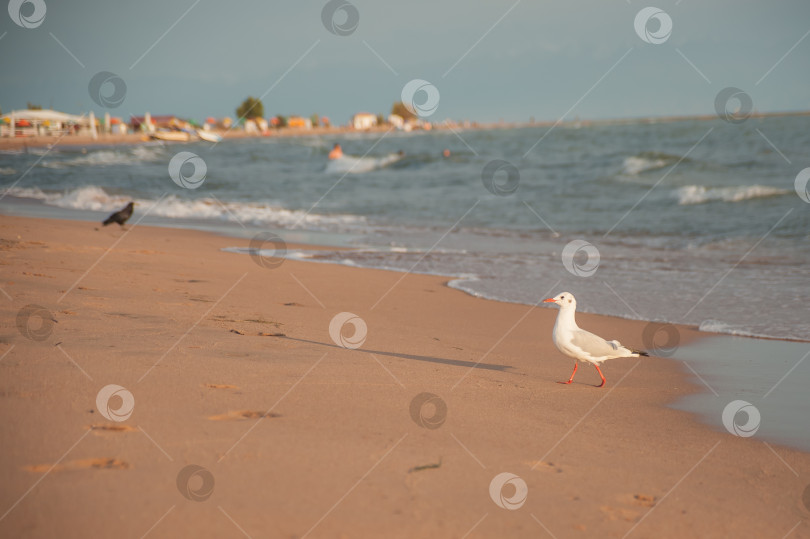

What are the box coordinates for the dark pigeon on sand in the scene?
[103,202,135,227]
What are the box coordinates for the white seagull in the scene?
[543,292,648,387]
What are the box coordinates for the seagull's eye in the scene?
[560,296,565,299]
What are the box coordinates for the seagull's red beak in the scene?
[543,298,556,303]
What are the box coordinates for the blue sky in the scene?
[1,0,808,124]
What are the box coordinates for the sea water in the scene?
[2,116,808,341]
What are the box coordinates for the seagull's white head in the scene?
[543,292,576,309]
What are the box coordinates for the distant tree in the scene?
[236,97,264,120]
[27,102,43,110]
[391,101,416,122]
[376,113,385,126]
[310,113,319,127]
[275,115,288,128]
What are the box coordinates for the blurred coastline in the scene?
[2,109,808,151]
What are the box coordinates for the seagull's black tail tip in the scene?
[635,349,650,357]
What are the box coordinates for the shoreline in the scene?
[7,195,808,344]
[2,213,809,537]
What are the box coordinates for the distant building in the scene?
[1,109,97,138]
[388,114,404,129]
[352,112,377,130]
[287,116,312,129]
[109,117,127,135]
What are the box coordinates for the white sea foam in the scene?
[2,186,59,201]
[621,155,671,175]
[4,185,365,229]
[52,185,127,210]
[675,185,789,205]
[41,146,166,168]
[144,196,365,228]
[324,153,403,174]
[698,320,774,339]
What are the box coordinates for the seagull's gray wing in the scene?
[569,329,619,358]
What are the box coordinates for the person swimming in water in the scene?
[328,143,343,160]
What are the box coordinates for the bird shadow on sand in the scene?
[275,335,513,372]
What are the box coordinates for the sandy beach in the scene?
[0,214,808,538]
[0,130,334,152]
[0,123,410,152]
[0,124,438,152]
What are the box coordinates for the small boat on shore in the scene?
[150,130,190,142]
[197,130,223,143]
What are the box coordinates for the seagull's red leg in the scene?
[593,364,606,387]
[558,362,578,384]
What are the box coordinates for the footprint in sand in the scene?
[600,505,641,522]
[22,272,54,278]
[599,494,657,523]
[525,460,563,473]
[26,458,129,473]
[207,410,281,421]
[0,239,20,250]
[632,494,657,507]
[204,383,239,389]
[89,424,138,433]
[224,328,286,337]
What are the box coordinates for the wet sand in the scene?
[1,214,809,538]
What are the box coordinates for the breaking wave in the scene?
[675,185,790,205]
[621,152,679,175]
[324,153,404,174]
[41,146,166,169]
[3,185,365,230]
